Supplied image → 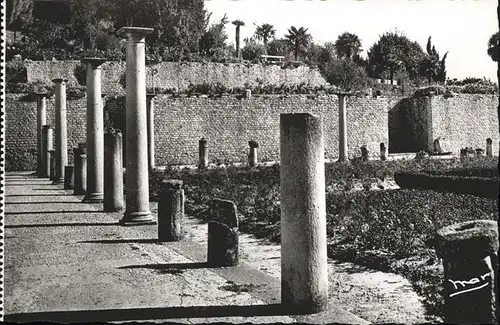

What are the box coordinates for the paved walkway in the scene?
[3,172,369,324]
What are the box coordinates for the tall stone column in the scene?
[52,78,68,184]
[146,93,157,169]
[36,92,48,176]
[280,113,328,313]
[338,93,348,162]
[118,27,155,225]
[82,58,106,203]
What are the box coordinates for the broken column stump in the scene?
[64,166,74,190]
[248,140,258,167]
[486,138,493,157]
[158,180,184,242]
[207,199,239,267]
[199,137,208,169]
[435,220,499,324]
[73,143,87,195]
[380,142,387,161]
[49,149,56,181]
[104,128,125,212]
[361,145,369,161]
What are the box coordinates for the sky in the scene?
[204,0,497,81]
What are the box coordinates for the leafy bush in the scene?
[6,60,27,83]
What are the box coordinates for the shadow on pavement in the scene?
[6,183,55,186]
[4,303,302,323]
[5,210,102,215]
[5,222,119,228]
[5,201,79,205]
[5,194,75,197]
[118,262,209,270]
[79,238,159,244]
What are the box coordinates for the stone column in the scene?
[104,128,125,212]
[248,140,258,167]
[73,143,87,195]
[35,92,48,176]
[64,166,74,190]
[146,93,157,169]
[199,137,208,168]
[52,78,68,184]
[338,94,348,162]
[486,138,493,157]
[436,220,498,324]
[118,27,155,225]
[280,113,328,313]
[82,58,106,203]
[41,125,53,178]
[158,180,184,242]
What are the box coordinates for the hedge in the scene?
[394,172,499,199]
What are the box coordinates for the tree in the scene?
[241,37,266,62]
[199,14,230,60]
[335,32,362,60]
[254,23,276,53]
[419,36,448,84]
[285,26,312,61]
[267,38,290,57]
[322,58,370,91]
[109,0,208,60]
[367,31,426,83]
[232,19,245,59]
[488,32,499,62]
[7,0,33,42]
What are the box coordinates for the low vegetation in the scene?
[149,156,497,319]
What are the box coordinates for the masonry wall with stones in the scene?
[25,60,328,93]
[6,93,393,170]
[428,94,499,154]
[389,94,499,154]
[105,94,392,165]
[5,94,87,171]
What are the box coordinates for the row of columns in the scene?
[34,27,157,226]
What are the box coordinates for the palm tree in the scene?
[232,19,245,59]
[284,26,311,61]
[487,32,499,62]
[254,23,276,53]
[334,32,362,60]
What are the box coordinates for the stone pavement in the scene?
[3,172,371,324]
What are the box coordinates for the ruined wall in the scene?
[106,94,391,165]
[5,94,87,171]
[389,94,499,154]
[6,93,391,170]
[25,60,328,93]
[429,94,499,154]
[388,96,430,153]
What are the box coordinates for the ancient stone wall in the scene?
[389,94,499,154]
[5,94,87,171]
[25,60,328,93]
[6,93,392,170]
[429,94,499,154]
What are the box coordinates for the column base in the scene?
[52,178,64,184]
[120,211,156,226]
[82,193,104,203]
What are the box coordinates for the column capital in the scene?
[117,27,154,42]
[34,91,49,98]
[82,57,107,68]
[334,91,354,98]
[52,78,68,84]
[146,93,157,101]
